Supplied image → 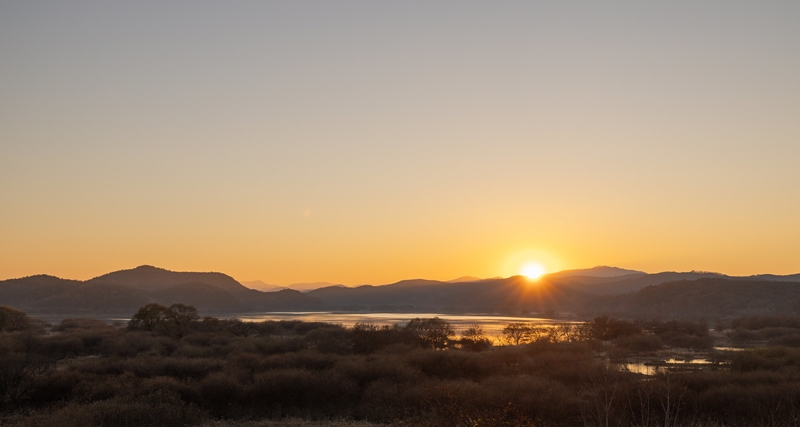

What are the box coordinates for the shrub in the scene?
[18,390,205,427]
[244,368,359,417]
[200,372,242,416]
[305,326,352,354]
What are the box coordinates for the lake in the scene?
[236,311,576,337]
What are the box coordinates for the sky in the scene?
[1,2,799,285]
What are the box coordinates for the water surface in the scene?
[237,312,573,336]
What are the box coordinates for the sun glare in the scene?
[521,262,546,280]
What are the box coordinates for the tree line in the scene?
[2,304,800,426]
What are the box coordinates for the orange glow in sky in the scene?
[1,3,799,284]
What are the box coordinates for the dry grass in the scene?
[198,419,400,427]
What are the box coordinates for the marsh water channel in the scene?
[619,345,746,376]
[238,312,745,376]
[95,311,745,376]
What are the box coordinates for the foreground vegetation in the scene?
[2,305,800,426]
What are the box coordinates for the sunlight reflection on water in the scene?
[237,312,577,336]
[621,358,719,376]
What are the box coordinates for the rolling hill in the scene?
[0,266,324,317]
[584,277,800,319]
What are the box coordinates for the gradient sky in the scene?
[2,2,799,285]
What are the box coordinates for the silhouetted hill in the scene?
[153,282,246,312]
[556,271,725,295]
[747,273,800,282]
[0,276,150,315]
[0,267,324,316]
[240,280,284,292]
[308,276,589,314]
[553,271,800,296]
[336,270,800,315]
[584,278,800,319]
[90,265,248,293]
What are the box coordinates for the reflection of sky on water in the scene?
[622,358,718,376]
[713,347,746,352]
[237,312,576,336]
[622,363,659,376]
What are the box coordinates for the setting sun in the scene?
[521,262,546,280]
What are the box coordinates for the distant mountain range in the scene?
[545,265,647,279]
[2,265,800,320]
[240,280,345,292]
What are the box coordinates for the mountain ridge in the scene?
[4,265,800,319]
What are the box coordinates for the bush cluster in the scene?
[0,307,798,427]
[729,315,800,347]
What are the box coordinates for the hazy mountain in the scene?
[288,282,346,292]
[447,276,484,283]
[241,280,286,292]
[241,280,345,292]
[546,266,647,279]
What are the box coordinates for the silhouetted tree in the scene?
[655,369,686,427]
[128,303,169,332]
[128,303,198,338]
[0,330,51,407]
[501,323,532,345]
[164,304,198,338]
[0,307,30,333]
[405,317,454,349]
[581,364,621,427]
[457,324,491,351]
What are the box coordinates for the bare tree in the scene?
[0,307,31,333]
[128,303,169,332]
[458,324,491,351]
[128,303,198,338]
[581,364,620,427]
[501,323,533,345]
[552,323,575,342]
[165,304,199,338]
[655,369,686,427]
[627,377,654,427]
[0,330,51,406]
[405,317,454,350]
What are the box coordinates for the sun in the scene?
[521,262,546,280]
